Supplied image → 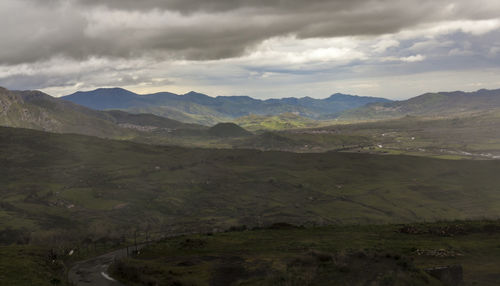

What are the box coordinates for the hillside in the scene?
[111,221,500,286]
[235,112,322,131]
[0,86,206,139]
[62,88,391,125]
[208,122,252,137]
[0,86,126,137]
[3,126,500,245]
[7,86,500,158]
[104,110,203,131]
[338,88,500,120]
[234,110,500,157]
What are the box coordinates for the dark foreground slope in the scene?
[111,221,500,286]
[2,126,500,244]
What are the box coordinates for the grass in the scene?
[110,220,500,286]
[0,245,67,286]
[0,125,499,284]
[2,126,500,245]
[232,111,500,158]
[235,113,325,131]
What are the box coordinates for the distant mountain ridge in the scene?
[338,88,500,120]
[62,88,391,125]
[0,87,205,138]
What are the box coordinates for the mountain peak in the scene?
[18,90,53,101]
[61,87,140,110]
[183,91,213,98]
[65,87,138,99]
[95,87,129,92]
[91,87,137,95]
[181,91,215,105]
[216,95,255,100]
[327,93,357,99]
[184,91,206,96]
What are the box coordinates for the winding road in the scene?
[68,245,144,286]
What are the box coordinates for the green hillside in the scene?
[337,89,500,121]
[127,104,232,126]
[3,126,500,245]
[268,111,500,158]
[235,113,323,131]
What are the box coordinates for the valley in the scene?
[5,126,500,241]
[3,1,500,285]
[5,86,500,160]
[2,86,500,285]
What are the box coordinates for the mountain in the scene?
[0,86,125,137]
[338,88,500,120]
[62,88,391,125]
[61,87,141,110]
[0,87,205,138]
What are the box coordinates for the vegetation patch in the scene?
[110,221,500,285]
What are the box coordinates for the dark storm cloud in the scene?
[63,0,500,20]
[40,0,392,13]
[2,0,498,65]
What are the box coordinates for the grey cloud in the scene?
[66,0,500,19]
[49,0,375,13]
[0,74,78,90]
[0,70,174,91]
[1,0,500,65]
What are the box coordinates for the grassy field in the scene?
[0,244,67,286]
[233,111,500,158]
[110,220,500,286]
[2,126,500,243]
[1,126,500,284]
[235,113,325,131]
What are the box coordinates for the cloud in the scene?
[1,0,499,65]
[372,39,400,53]
[400,54,426,62]
[1,0,500,99]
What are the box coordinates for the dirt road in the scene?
[68,245,143,286]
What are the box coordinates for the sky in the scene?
[0,0,500,100]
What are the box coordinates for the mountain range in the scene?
[62,88,392,125]
[0,87,206,139]
[339,88,500,120]
[3,86,500,147]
